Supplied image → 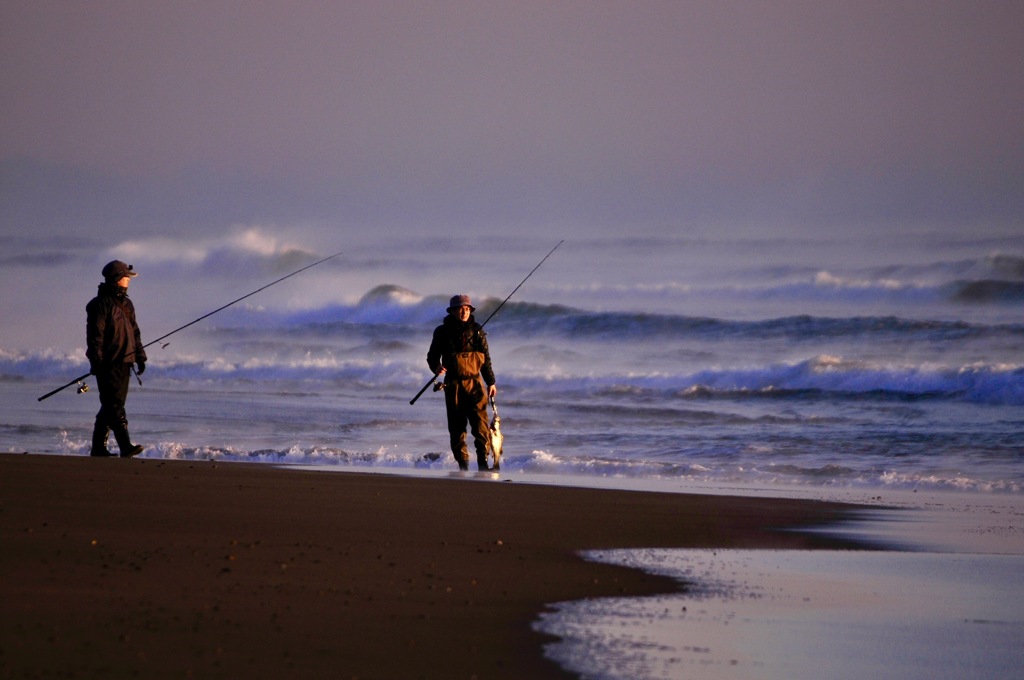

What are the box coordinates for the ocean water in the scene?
[2,232,1022,494]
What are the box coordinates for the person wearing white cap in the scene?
[426,294,497,470]
[85,260,146,458]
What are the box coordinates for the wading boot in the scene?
[89,422,114,457]
[112,420,144,458]
[476,453,490,472]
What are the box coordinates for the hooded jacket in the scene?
[427,313,495,386]
[86,283,146,368]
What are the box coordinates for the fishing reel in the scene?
[432,380,446,392]
[76,381,90,394]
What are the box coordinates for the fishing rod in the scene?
[409,240,564,405]
[37,250,344,402]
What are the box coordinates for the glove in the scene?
[136,360,146,375]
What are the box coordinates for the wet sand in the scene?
[538,548,1024,679]
[0,453,868,679]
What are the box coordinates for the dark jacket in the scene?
[86,283,146,368]
[427,314,495,386]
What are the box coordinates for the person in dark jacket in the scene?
[427,295,497,471]
[86,260,147,458]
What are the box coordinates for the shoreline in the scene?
[0,453,876,679]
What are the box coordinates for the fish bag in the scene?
[489,397,503,470]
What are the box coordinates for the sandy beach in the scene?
[0,453,868,679]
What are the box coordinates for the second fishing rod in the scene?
[409,240,564,405]
[38,251,344,402]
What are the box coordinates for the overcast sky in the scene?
[2,0,1022,242]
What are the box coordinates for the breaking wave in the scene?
[8,345,1023,406]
